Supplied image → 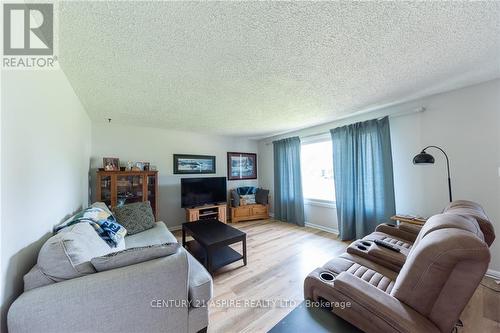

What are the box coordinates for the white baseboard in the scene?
[486,269,500,280]
[305,222,339,235]
[168,225,182,232]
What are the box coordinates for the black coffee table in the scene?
[182,219,247,275]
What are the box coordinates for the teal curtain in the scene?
[273,137,305,226]
[330,116,395,240]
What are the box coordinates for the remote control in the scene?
[373,239,401,252]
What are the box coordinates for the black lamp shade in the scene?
[413,151,435,164]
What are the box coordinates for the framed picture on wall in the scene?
[227,152,257,180]
[173,154,216,174]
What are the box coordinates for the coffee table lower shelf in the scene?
[186,240,244,273]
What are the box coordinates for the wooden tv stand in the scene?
[185,204,227,223]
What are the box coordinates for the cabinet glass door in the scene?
[99,175,112,207]
[116,175,144,206]
[147,173,157,215]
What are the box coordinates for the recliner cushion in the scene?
[364,232,413,249]
[443,200,495,246]
[322,253,398,293]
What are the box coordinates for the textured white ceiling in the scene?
[59,1,500,138]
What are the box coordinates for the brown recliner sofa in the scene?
[304,200,495,333]
[355,200,495,272]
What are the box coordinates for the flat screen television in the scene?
[181,177,227,208]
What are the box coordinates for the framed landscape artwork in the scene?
[227,152,257,180]
[173,154,216,174]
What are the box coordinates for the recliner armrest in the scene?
[375,223,418,242]
[334,272,439,333]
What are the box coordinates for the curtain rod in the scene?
[265,106,426,145]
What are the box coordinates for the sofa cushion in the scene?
[113,201,156,235]
[125,221,177,248]
[91,243,180,272]
[23,265,54,291]
[38,223,117,281]
[187,252,213,307]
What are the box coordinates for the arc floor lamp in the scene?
[413,145,453,202]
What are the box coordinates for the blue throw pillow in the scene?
[237,186,256,195]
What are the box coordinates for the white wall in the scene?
[1,69,91,330]
[91,123,259,229]
[258,79,500,271]
[390,79,500,272]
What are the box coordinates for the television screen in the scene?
[181,177,227,208]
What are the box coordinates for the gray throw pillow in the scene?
[231,190,240,207]
[255,188,269,205]
[91,243,179,272]
[113,201,155,235]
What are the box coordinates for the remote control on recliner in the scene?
[373,239,401,252]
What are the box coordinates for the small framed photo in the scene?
[132,162,144,171]
[103,157,120,171]
[174,154,216,174]
[227,152,257,180]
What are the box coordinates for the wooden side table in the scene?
[390,215,427,226]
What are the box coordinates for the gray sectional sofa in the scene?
[8,220,213,333]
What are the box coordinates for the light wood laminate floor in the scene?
[176,219,500,333]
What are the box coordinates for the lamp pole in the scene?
[422,145,452,202]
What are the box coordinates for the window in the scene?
[301,138,335,202]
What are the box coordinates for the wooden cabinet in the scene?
[185,204,227,223]
[96,170,159,219]
[231,204,269,223]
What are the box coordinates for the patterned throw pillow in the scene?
[237,186,256,195]
[240,194,256,206]
[113,201,155,235]
[54,204,126,247]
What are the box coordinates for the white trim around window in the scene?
[304,198,336,209]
